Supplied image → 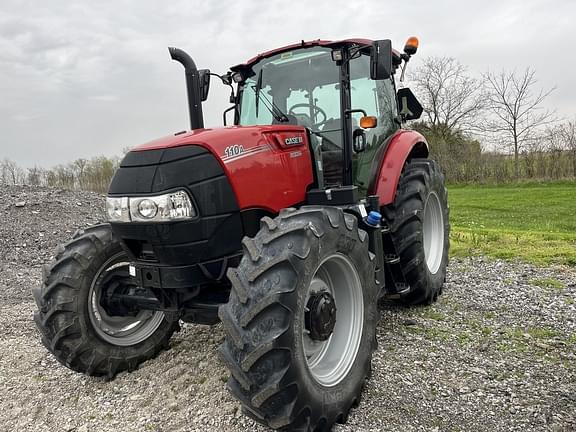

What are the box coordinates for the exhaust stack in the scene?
[169,47,204,130]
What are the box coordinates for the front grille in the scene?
[108,145,243,266]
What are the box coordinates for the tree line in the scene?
[410,57,575,182]
[1,156,120,193]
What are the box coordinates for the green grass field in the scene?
[448,181,576,265]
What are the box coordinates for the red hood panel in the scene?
[133,125,314,213]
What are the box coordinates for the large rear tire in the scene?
[382,158,450,305]
[33,224,178,379]
[218,207,378,431]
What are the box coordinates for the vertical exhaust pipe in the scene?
[168,47,204,130]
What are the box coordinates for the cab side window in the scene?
[350,53,399,194]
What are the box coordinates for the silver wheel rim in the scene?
[423,192,444,274]
[302,253,364,387]
[88,252,165,347]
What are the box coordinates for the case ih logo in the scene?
[285,136,303,146]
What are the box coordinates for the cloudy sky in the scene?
[1,0,574,167]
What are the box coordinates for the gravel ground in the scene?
[0,185,574,432]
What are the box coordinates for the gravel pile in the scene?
[0,185,574,431]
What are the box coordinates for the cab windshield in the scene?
[237,47,341,134]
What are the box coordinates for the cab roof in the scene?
[230,38,374,72]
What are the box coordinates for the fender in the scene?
[370,129,429,205]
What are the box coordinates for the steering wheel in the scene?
[288,103,328,128]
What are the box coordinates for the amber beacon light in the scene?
[404,36,419,55]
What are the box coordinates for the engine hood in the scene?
[133,125,307,155]
[116,124,314,213]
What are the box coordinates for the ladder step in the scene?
[385,254,400,264]
[395,283,410,294]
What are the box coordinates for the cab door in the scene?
[349,53,399,195]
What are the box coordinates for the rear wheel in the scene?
[218,207,378,431]
[33,224,178,378]
[382,159,450,305]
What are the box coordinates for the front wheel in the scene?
[383,158,450,305]
[33,224,178,379]
[218,207,378,430]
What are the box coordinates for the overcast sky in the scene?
[1,0,574,167]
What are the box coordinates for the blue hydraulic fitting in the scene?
[366,211,382,227]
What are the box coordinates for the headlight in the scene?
[106,190,196,223]
[137,199,158,219]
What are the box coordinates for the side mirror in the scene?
[198,69,211,102]
[370,40,392,80]
[353,129,366,153]
[397,88,423,121]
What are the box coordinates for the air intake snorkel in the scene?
[169,47,204,130]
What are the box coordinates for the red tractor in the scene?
[34,37,449,431]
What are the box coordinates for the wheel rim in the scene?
[302,254,364,387]
[88,252,165,347]
[423,192,444,274]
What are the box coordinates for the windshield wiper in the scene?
[251,86,289,123]
[251,69,289,123]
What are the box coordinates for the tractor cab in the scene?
[232,41,399,192]
[228,39,420,194]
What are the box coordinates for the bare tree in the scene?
[27,166,42,186]
[544,127,566,179]
[0,161,7,185]
[1,158,24,185]
[483,68,555,178]
[557,120,576,177]
[413,56,485,135]
[73,158,88,189]
[54,165,75,189]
